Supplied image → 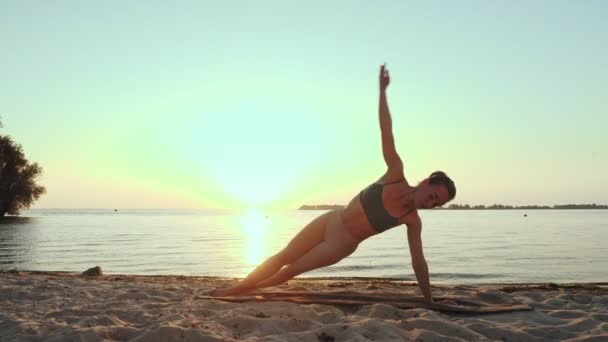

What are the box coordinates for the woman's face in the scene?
[416,183,449,209]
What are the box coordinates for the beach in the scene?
[1,271,606,341]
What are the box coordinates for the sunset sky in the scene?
[1,1,606,209]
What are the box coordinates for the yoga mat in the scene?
[197,290,533,314]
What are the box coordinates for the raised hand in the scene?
[379,64,390,91]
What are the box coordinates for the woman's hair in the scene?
[428,171,456,201]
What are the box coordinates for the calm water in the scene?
[1,209,606,284]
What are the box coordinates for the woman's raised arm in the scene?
[378,64,404,181]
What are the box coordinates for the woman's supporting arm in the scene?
[407,218,434,306]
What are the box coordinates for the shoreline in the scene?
[2,271,607,341]
[4,269,607,288]
[4,269,608,286]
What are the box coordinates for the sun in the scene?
[214,168,295,209]
[199,107,300,209]
[187,97,330,209]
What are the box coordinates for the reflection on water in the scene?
[0,217,34,225]
[0,216,37,267]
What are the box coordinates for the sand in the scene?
[1,271,607,341]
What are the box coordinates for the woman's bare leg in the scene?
[209,211,332,296]
[254,237,357,289]
[209,254,285,296]
[255,211,358,289]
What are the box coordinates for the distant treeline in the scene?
[299,205,345,210]
[299,204,608,210]
[444,204,608,210]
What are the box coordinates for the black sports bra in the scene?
[359,179,412,233]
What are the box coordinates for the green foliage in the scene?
[0,134,46,216]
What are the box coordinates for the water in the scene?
[1,209,606,284]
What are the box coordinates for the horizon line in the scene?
[24,203,608,211]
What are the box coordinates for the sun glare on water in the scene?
[240,209,270,269]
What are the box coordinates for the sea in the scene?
[1,209,606,284]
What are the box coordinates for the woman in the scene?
[211,65,456,307]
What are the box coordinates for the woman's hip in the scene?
[324,209,358,249]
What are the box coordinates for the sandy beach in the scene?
[1,271,606,341]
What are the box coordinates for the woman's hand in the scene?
[430,299,460,311]
[379,64,390,91]
[436,299,459,306]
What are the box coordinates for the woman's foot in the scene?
[209,287,237,297]
[209,284,256,297]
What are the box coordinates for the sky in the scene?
[1,1,606,210]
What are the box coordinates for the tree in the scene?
[0,121,46,216]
